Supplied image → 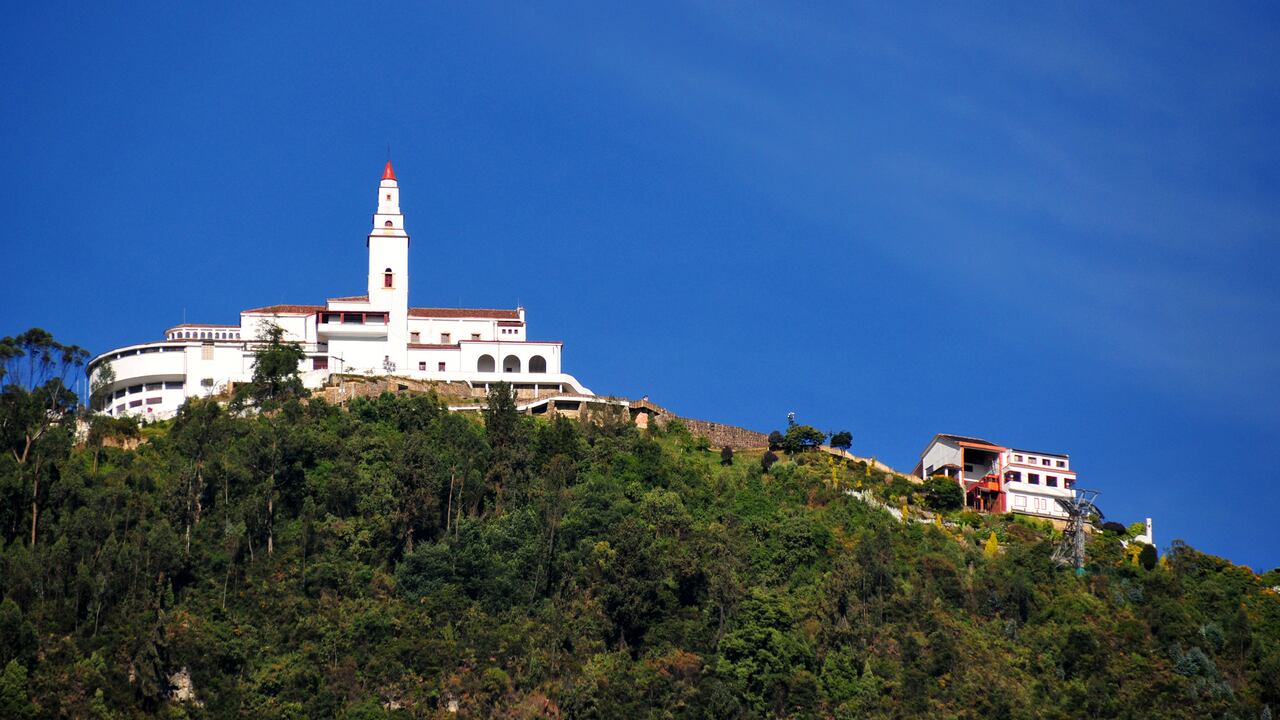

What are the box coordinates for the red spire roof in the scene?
[382,160,396,181]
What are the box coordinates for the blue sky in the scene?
[3,3,1278,570]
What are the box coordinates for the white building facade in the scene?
[87,161,592,418]
[913,434,1078,521]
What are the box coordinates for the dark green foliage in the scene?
[767,430,783,450]
[236,321,307,409]
[761,450,779,472]
[779,424,825,453]
[829,430,852,451]
[0,375,1277,718]
[720,447,733,466]
[1140,542,1159,570]
[922,475,964,511]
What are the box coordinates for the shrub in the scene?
[1101,521,1127,534]
[767,431,784,451]
[922,476,964,512]
[1139,543,1158,570]
[761,451,779,473]
[720,447,734,466]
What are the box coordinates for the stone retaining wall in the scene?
[629,398,769,449]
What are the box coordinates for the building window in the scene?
[1014,495,1026,509]
[925,465,935,477]
[1035,498,1046,512]
[385,194,391,200]
[438,362,446,371]
[129,400,143,408]
[1046,476,1058,487]
[1007,471,1021,482]
[1065,477,1075,489]
[1042,458,1050,466]
[146,397,163,405]
[471,333,480,340]
[410,332,419,343]
[164,381,184,390]
[1028,473,1040,485]
[384,268,393,288]
[419,362,426,371]
[1056,460,1066,468]
[129,384,143,394]
[313,357,328,370]
[964,464,974,472]
[1014,454,1022,462]
[529,355,547,373]
[384,220,393,227]
[441,333,451,344]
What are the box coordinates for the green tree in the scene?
[483,381,530,513]
[829,430,852,451]
[0,660,36,720]
[0,328,86,546]
[1139,543,1158,570]
[236,321,306,409]
[922,476,964,512]
[720,446,734,466]
[779,424,825,453]
[761,451,779,472]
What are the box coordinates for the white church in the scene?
[87,161,593,418]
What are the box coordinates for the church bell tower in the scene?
[368,160,409,370]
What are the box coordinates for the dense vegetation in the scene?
[2,331,1280,718]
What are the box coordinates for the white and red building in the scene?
[912,434,1078,521]
[87,161,593,418]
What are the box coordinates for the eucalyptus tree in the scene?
[0,328,88,545]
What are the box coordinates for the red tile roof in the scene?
[166,323,239,329]
[327,295,369,302]
[409,307,520,320]
[242,304,324,315]
[382,160,396,181]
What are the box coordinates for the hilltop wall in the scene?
[629,398,769,449]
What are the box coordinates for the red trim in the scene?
[382,160,396,181]
[1007,461,1074,474]
[409,307,520,320]
[242,304,325,315]
[460,339,562,345]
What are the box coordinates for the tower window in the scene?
[384,269,393,288]
[385,194,391,200]
[384,220,393,227]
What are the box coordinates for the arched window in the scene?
[529,355,547,373]
[477,354,496,372]
[503,355,521,373]
[384,220,393,227]
[384,268,393,288]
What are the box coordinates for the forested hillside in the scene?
[2,334,1279,718]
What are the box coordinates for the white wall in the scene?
[919,437,961,478]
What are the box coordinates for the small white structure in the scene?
[87,161,593,418]
[1131,517,1155,547]
[913,434,1079,520]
